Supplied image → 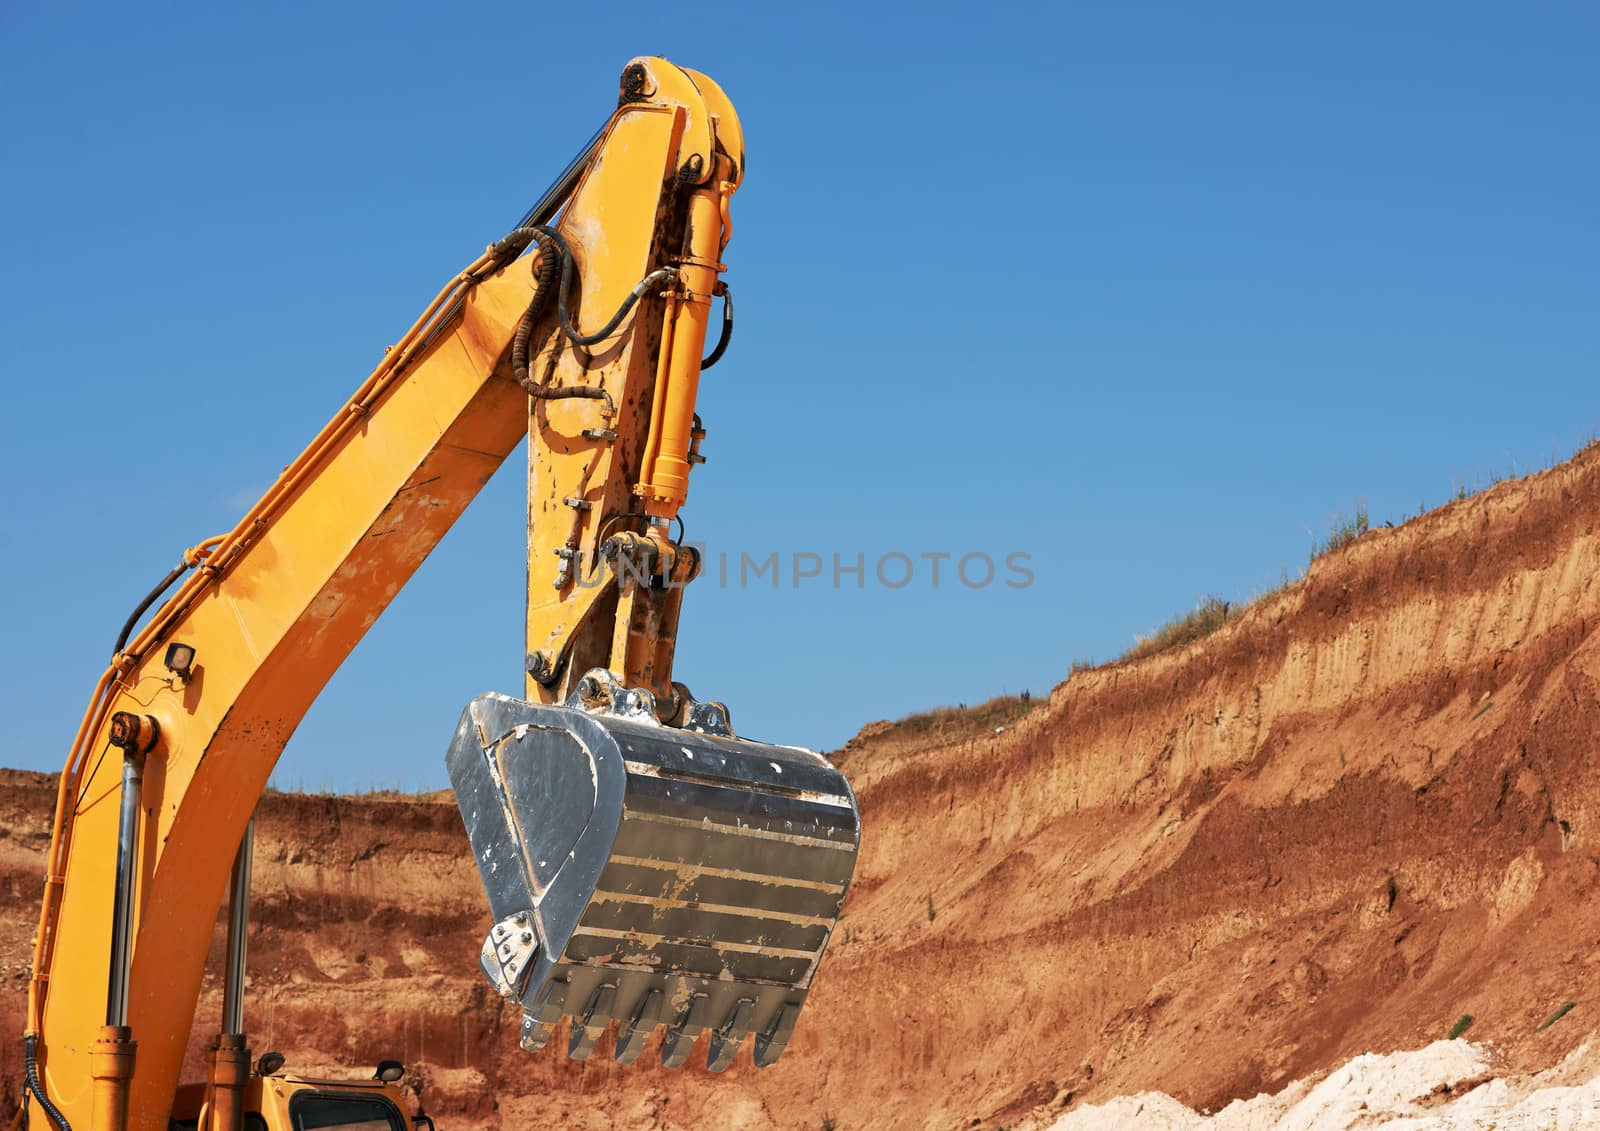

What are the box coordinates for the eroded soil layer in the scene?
[5,445,1600,1128]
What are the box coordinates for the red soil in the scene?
[5,443,1600,1129]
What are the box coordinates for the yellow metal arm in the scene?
[29,57,742,1131]
[520,61,743,713]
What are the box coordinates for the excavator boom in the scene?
[20,58,858,1131]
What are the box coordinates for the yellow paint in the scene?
[168,1073,416,1131]
[29,57,746,1130]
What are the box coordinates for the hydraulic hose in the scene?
[533,225,677,349]
[521,222,733,369]
[112,560,189,658]
[509,128,602,232]
[24,1034,70,1130]
[510,229,562,391]
[701,283,733,370]
[529,386,611,404]
[562,264,677,348]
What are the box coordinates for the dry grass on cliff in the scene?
[1100,442,1597,671]
[895,693,1045,739]
[1105,505,1374,669]
[1117,504,1377,666]
[887,441,1600,739]
[1121,595,1236,664]
[1310,504,1371,561]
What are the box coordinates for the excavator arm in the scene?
[21,59,859,1131]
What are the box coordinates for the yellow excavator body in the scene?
[16,57,859,1131]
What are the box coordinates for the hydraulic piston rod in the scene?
[105,713,152,1029]
[99,709,156,1131]
[221,819,253,1037]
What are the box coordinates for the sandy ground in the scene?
[6,442,1600,1128]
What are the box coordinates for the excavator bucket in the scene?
[445,675,860,1071]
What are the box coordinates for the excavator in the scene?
[13,58,861,1131]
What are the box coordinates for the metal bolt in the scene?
[520,930,533,944]
[514,911,529,925]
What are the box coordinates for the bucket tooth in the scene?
[753,1002,798,1067]
[614,988,661,1064]
[569,983,616,1061]
[707,997,756,1073]
[529,976,570,1022]
[661,993,710,1069]
[520,1013,555,1054]
[520,976,569,1052]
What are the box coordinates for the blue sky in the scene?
[2,4,1595,791]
